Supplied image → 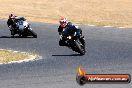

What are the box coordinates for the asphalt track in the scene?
[0,20,132,88]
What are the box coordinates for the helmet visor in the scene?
[59,21,66,24]
[60,21,67,27]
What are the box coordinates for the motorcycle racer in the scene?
[7,14,26,29]
[58,17,85,46]
[7,14,27,35]
[7,14,17,30]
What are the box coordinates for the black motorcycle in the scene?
[9,17,37,38]
[60,27,85,55]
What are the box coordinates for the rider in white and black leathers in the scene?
[7,14,17,30]
[58,17,85,46]
[7,14,26,34]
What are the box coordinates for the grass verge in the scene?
[0,49,37,64]
[0,0,132,27]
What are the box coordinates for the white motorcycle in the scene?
[10,17,37,38]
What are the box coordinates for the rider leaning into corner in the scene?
[7,14,26,32]
[7,14,17,30]
[58,17,85,46]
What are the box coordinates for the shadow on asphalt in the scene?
[52,54,82,56]
[0,36,35,38]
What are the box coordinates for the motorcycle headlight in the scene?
[67,36,72,39]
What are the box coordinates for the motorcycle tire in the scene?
[75,39,85,55]
[28,29,37,38]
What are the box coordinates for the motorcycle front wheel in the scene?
[75,39,85,55]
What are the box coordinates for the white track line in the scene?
[13,51,19,53]
[103,26,113,28]
[86,24,128,29]
[118,27,126,29]
[88,24,96,26]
